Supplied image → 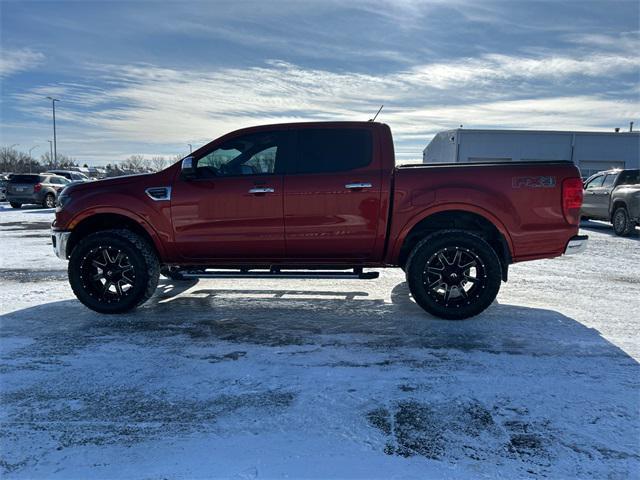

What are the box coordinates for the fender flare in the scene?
[388,202,515,264]
[67,206,168,259]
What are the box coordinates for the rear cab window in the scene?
[292,128,373,174]
[602,174,617,188]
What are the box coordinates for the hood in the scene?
[63,172,157,195]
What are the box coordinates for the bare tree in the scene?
[151,156,168,171]
[122,154,145,172]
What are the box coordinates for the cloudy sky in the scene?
[1,0,639,165]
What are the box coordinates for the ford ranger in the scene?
[51,122,587,319]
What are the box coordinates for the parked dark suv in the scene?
[6,173,71,209]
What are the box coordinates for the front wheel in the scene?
[68,229,160,313]
[612,206,633,236]
[405,230,502,320]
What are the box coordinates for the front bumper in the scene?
[51,230,71,260]
[564,234,588,255]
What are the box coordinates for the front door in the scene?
[582,174,605,218]
[283,127,383,261]
[170,129,292,261]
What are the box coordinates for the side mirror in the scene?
[181,156,196,180]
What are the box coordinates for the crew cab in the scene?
[581,169,640,236]
[51,122,587,319]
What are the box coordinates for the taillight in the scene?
[33,183,42,193]
[562,178,583,225]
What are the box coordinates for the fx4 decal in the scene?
[512,176,556,188]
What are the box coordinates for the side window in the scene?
[196,131,284,177]
[602,174,617,188]
[48,177,60,185]
[294,128,373,174]
[585,175,604,189]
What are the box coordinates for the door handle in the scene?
[345,182,372,190]
[248,187,274,194]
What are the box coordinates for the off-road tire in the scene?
[68,229,160,313]
[160,266,186,280]
[405,230,502,320]
[43,193,55,209]
[612,206,633,236]
[10,202,22,209]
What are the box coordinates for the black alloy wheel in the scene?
[68,229,159,313]
[80,246,136,302]
[422,246,486,308]
[406,230,502,320]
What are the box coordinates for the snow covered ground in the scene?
[1,203,638,479]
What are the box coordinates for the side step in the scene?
[180,268,379,280]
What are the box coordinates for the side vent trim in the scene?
[145,186,172,201]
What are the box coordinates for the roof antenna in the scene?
[369,105,384,122]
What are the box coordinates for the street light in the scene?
[188,144,193,153]
[28,145,39,173]
[46,96,59,166]
[47,140,53,164]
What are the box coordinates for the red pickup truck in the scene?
[52,122,587,319]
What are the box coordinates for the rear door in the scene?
[283,126,383,261]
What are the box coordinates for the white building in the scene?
[423,129,640,178]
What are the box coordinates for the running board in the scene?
[180,269,379,280]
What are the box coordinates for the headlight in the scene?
[56,190,72,212]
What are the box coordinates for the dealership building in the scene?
[423,128,640,178]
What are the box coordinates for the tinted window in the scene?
[617,170,640,186]
[602,174,617,188]
[197,131,287,177]
[9,175,45,184]
[294,128,372,174]
[585,175,604,189]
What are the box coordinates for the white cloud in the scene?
[8,44,640,164]
[0,48,44,78]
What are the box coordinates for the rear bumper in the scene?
[51,230,71,260]
[6,193,42,203]
[564,235,588,255]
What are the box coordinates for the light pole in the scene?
[47,140,53,165]
[28,145,39,173]
[188,144,193,153]
[46,96,59,166]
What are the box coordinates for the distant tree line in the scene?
[1,147,181,176]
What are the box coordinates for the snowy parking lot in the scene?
[1,204,638,479]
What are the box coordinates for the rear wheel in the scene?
[10,202,22,209]
[612,206,633,236]
[405,230,502,320]
[68,229,160,313]
[43,193,55,208]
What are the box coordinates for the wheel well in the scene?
[398,210,511,281]
[67,213,159,258]
[610,200,626,220]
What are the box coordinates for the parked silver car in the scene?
[44,169,91,182]
[6,173,71,209]
[582,169,640,236]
